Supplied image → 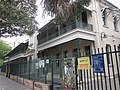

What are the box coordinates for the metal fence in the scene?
[0,65,6,73]
[77,45,120,90]
[1,45,120,90]
[9,56,64,90]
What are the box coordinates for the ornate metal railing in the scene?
[38,21,93,45]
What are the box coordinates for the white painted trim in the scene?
[4,53,26,63]
[37,29,96,51]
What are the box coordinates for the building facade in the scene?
[36,0,120,59]
[3,0,120,90]
[4,0,120,63]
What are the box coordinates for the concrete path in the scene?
[0,75,31,90]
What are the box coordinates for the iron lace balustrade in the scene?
[38,21,93,45]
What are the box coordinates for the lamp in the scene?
[101,32,107,40]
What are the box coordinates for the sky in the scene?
[108,0,120,9]
[0,0,120,49]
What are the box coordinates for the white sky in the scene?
[0,0,120,49]
[108,0,120,9]
[0,0,53,49]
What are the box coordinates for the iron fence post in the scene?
[45,58,47,84]
[29,60,30,79]
[20,63,21,77]
[75,56,78,90]
[51,59,54,90]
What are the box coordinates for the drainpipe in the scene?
[33,31,38,77]
[34,31,38,59]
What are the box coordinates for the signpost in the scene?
[78,57,90,70]
[92,54,104,73]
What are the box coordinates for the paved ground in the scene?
[0,75,31,90]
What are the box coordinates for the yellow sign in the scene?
[78,57,90,70]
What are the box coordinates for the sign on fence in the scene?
[36,60,45,69]
[64,57,76,90]
[39,60,44,68]
[78,57,90,70]
[46,59,49,64]
[35,62,39,69]
[92,54,104,73]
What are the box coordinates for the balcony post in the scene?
[75,38,81,90]
[58,25,61,35]
[76,38,81,57]
[46,30,48,40]
[76,19,79,28]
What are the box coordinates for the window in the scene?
[102,8,107,26]
[82,11,88,23]
[41,52,44,58]
[73,48,77,56]
[85,46,91,56]
[29,56,32,60]
[73,48,81,57]
[61,24,66,33]
[56,29,59,36]
[113,16,118,31]
[85,46,91,64]
[106,44,111,64]
[64,51,68,58]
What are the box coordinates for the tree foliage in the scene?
[41,0,91,21]
[0,40,11,65]
[0,0,38,37]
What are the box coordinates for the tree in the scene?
[0,40,11,66]
[0,0,38,37]
[41,0,91,21]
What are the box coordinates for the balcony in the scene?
[38,21,93,45]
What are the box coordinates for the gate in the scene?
[48,45,120,90]
[77,45,120,90]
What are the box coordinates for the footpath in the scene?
[0,75,31,90]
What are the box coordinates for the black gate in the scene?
[77,45,120,90]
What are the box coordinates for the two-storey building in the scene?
[3,0,120,89]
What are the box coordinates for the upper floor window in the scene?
[113,16,118,30]
[85,45,91,64]
[113,15,119,31]
[102,8,107,26]
[82,11,88,24]
[73,48,77,56]
[101,8,111,27]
